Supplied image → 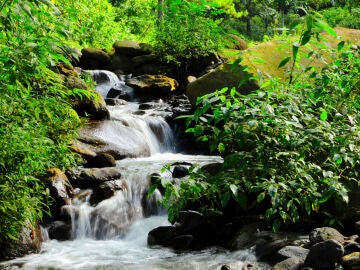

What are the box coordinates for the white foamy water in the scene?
[0,71,271,270]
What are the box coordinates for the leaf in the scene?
[257,192,265,204]
[292,43,299,60]
[235,192,247,210]
[313,20,337,37]
[320,110,328,121]
[268,185,277,197]
[221,191,231,208]
[217,142,225,153]
[300,30,312,46]
[272,218,281,231]
[278,57,291,68]
[229,184,238,196]
[337,41,345,52]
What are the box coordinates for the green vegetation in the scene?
[154,14,360,230]
[0,0,359,244]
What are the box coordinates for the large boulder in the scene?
[309,227,345,245]
[0,222,42,260]
[303,239,344,270]
[72,90,110,120]
[45,168,71,219]
[186,63,259,105]
[341,252,360,269]
[89,179,127,205]
[80,48,110,69]
[113,41,151,57]
[108,54,133,73]
[126,75,179,98]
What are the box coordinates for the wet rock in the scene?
[113,41,151,57]
[172,166,189,178]
[45,168,71,219]
[147,226,179,246]
[68,167,122,189]
[126,74,179,98]
[174,211,206,233]
[303,239,344,269]
[64,75,88,90]
[229,222,265,250]
[105,98,128,106]
[85,153,116,168]
[309,227,345,245]
[89,179,126,205]
[132,54,158,68]
[344,242,360,256]
[142,188,163,217]
[186,63,259,105]
[47,221,71,241]
[108,54,133,73]
[169,234,194,250]
[72,90,110,120]
[201,162,223,176]
[70,140,97,161]
[355,221,360,236]
[0,222,42,260]
[277,245,309,262]
[80,48,110,69]
[273,257,303,270]
[341,252,360,269]
[221,265,231,270]
[106,86,131,101]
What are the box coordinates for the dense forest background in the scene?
[0,0,359,243]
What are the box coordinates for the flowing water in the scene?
[0,71,270,270]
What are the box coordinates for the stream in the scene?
[0,71,269,270]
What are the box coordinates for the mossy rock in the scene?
[186,63,259,105]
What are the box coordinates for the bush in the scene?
[320,7,360,29]
[153,1,226,66]
[156,45,360,230]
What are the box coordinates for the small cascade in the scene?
[86,70,133,99]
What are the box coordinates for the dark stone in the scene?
[80,48,110,69]
[174,211,206,233]
[169,234,194,250]
[147,226,179,246]
[303,239,344,270]
[0,223,42,260]
[68,167,122,189]
[132,54,158,68]
[355,221,360,236]
[309,227,345,245]
[89,180,126,205]
[201,162,223,176]
[172,166,189,178]
[85,153,116,168]
[221,265,231,270]
[273,257,303,270]
[108,54,133,73]
[113,41,151,57]
[277,245,309,262]
[105,98,128,106]
[72,91,110,120]
[48,221,71,241]
[344,242,360,256]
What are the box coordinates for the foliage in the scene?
[53,0,134,48]
[320,7,360,29]
[153,0,227,65]
[0,0,81,241]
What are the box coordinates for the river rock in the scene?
[132,54,159,68]
[113,41,151,57]
[72,90,110,120]
[303,239,344,269]
[47,220,71,241]
[80,48,110,69]
[89,179,126,205]
[108,54,133,73]
[186,63,259,105]
[344,242,360,256]
[172,166,189,178]
[341,252,360,269]
[70,140,97,161]
[147,226,179,246]
[64,74,88,90]
[309,227,345,245]
[85,153,116,168]
[174,210,206,233]
[273,257,303,270]
[68,167,122,189]
[277,245,309,262]
[45,168,71,219]
[168,234,194,250]
[0,222,42,260]
[126,74,179,98]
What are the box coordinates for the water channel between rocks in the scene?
[0,71,270,270]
